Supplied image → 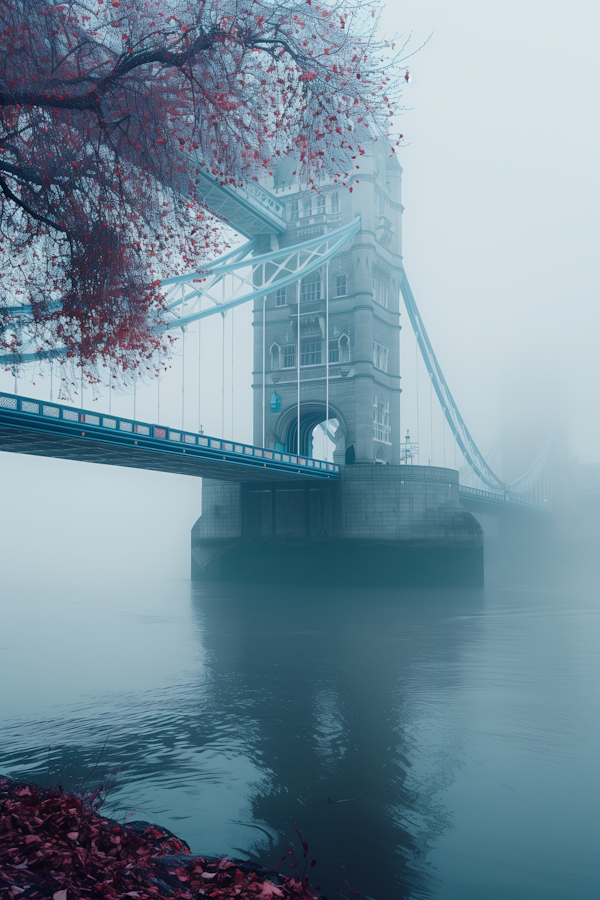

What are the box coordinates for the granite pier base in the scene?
[191,465,484,588]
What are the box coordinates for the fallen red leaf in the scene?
[0,777,322,900]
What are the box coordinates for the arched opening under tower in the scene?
[286,415,339,461]
[312,420,337,463]
[276,402,345,462]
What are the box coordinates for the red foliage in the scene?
[0,0,405,376]
[0,777,322,900]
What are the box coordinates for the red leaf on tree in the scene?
[0,0,404,381]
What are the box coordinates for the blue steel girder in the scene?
[192,166,287,237]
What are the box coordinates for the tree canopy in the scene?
[0,0,405,378]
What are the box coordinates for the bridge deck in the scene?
[0,393,339,483]
[459,485,551,518]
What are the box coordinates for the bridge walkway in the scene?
[0,392,339,483]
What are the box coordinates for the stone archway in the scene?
[274,401,347,460]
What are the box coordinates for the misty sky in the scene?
[386,0,600,464]
[1,0,598,577]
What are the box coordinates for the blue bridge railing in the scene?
[0,391,339,480]
[458,484,550,513]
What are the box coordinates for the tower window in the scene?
[330,191,340,213]
[379,195,390,219]
[302,196,312,218]
[373,341,389,372]
[316,194,326,215]
[301,271,321,303]
[373,395,391,443]
[290,200,299,220]
[335,274,347,297]
[301,338,322,366]
[374,277,389,309]
[283,345,296,368]
[328,340,340,363]
[276,287,286,306]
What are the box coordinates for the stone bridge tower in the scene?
[192,148,484,589]
[252,147,403,465]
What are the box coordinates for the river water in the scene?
[1,520,599,899]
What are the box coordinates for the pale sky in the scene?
[384,0,600,463]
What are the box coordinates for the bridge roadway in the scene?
[0,391,551,519]
[0,392,339,483]
[458,484,550,519]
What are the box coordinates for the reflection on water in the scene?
[1,527,599,899]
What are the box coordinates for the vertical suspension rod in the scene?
[231,292,234,441]
[297,275,301,456]
[181,285,185,430]
[415,331,419,463]
[197,293,202,433]
[325,260,329,446]
[262,263,266,448]
[399,319,402,461]
[221,278,225,439]
[430,375,433,466]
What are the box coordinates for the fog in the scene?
[2,1,599,578]
[387,0,600,468]
[1,5,599,898]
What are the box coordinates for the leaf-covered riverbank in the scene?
[0,777,322,900]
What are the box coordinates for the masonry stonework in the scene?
[192,466,483,588]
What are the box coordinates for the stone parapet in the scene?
[338,465,481,544]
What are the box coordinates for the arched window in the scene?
[330,334,350,364]
[270,343,281,371]
[339,334,350,363]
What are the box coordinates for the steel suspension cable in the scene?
[181,286,185,430]
[325,261,329,448]
[231,299,234,441]
[430,375,433,466]
[398,318,402,459]
[262,264,266,447]
[197,307,201,434]
[297,277,301,456]
[221,312,225,440]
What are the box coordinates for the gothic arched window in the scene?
[270,343,281,371]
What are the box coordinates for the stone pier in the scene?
[191,465,483,588]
